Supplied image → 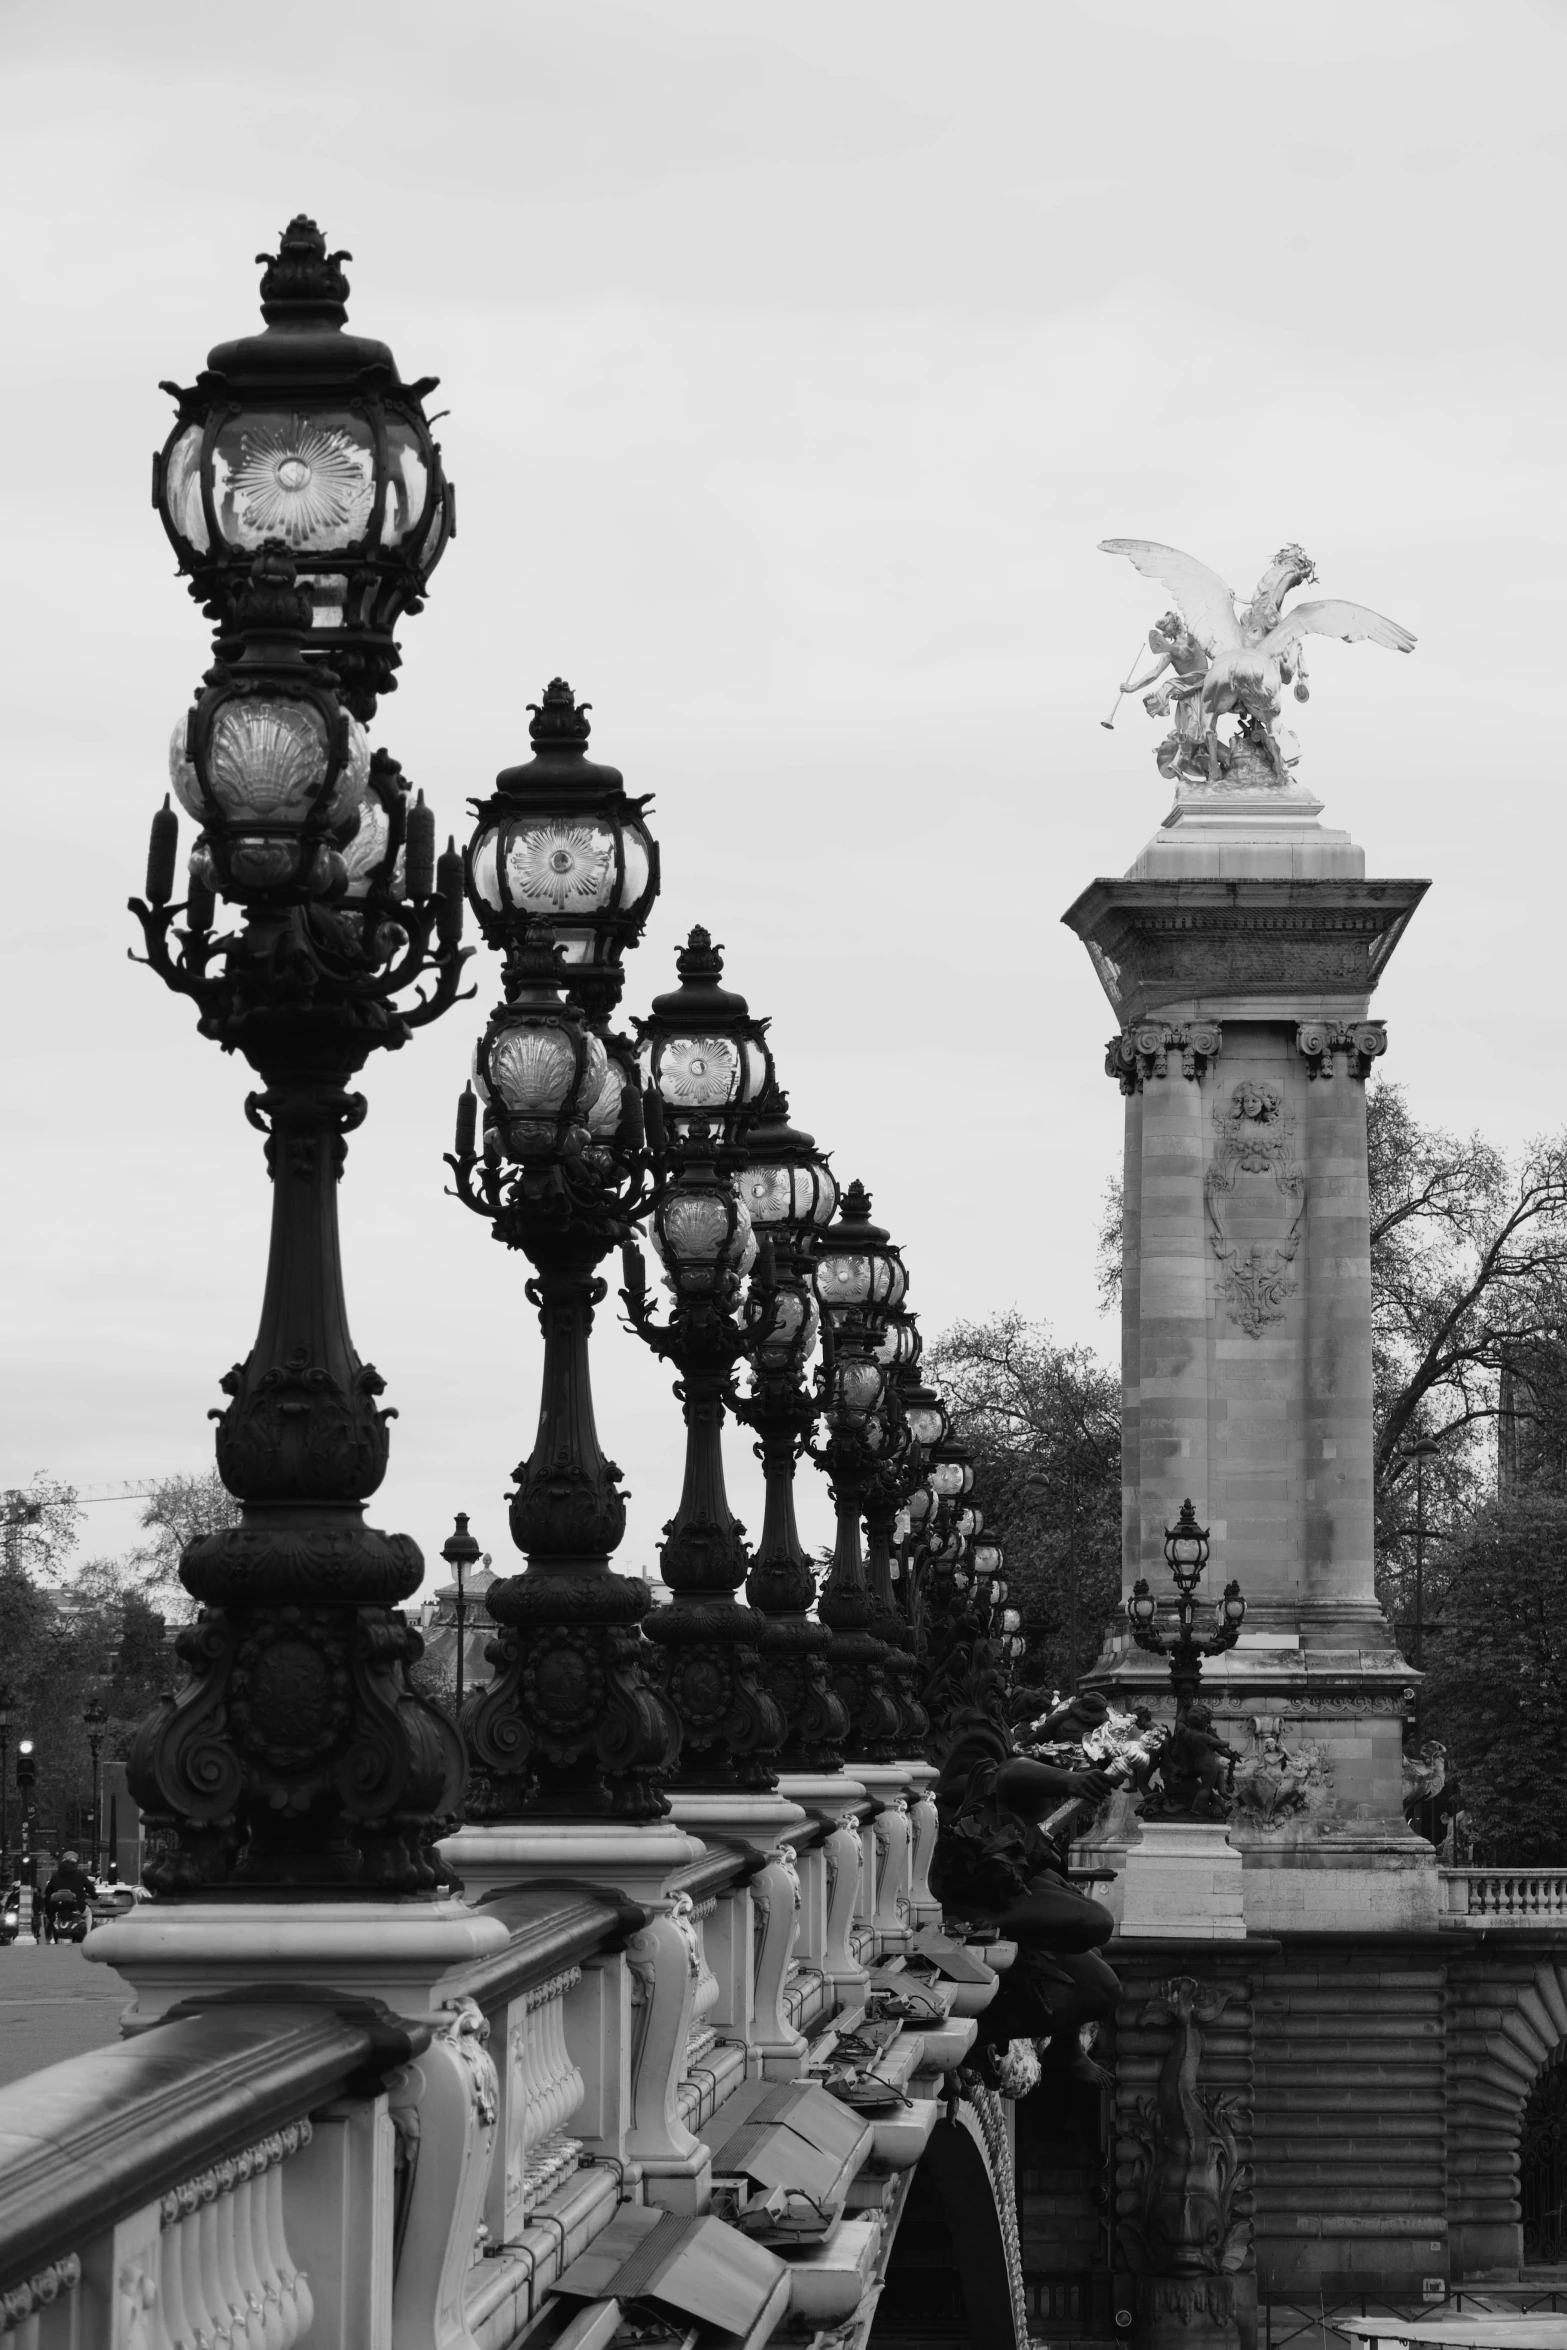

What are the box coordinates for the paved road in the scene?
[0,1934,130,2089]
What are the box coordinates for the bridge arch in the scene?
[1448,1951,1567,2274]
[871,2096,1027,2350]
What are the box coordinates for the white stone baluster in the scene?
[503,1967,586,2234]
[229,2147,272,2350]
[821,1820,870,1999]
[685,1898,721,2066]
[389,1997,498,2350]
[0,2257,80,2350]
[907,1780,941,1927]
[212,2159,249,2350]
[266,2136,312,2348]
[626,1896,708,2209]
[750,1848,808,2078]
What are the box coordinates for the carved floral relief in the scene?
[1205,1080,1306,1338]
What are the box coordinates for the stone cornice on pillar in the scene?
[1062,876,1428,1025]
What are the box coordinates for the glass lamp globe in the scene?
[473,939,609,1163]
[153,216,451,718]
[904,1484,937,1528]
[736,1085,837,1235]
[1165,1499,1210,1580]
[1216,1581,1248,1632]
[169,546,367,899]
[813,1180,907,1333]
[467,679,659,1022]
[972,1539,1003,1578]
[652,1180,757,1300]
[928,1446,975,1502]
[831,1357,888,1429]
[900,1382,948,1453]
[749,1283,821,1378]
[1127,1579,1159,1630]
[636,929,772,1154]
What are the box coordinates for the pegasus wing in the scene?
[1099,538,1242,652]
[1262,598,1416,659]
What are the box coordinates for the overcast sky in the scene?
[3,0,1563,1587]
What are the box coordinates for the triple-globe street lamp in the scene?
[126,221,470,1896]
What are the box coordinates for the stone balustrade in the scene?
[1441,1867,1567,1924]
[0,1755,1006,2350]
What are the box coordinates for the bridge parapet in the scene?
[2,1754,1013,2350]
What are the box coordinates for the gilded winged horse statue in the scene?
[1100,539,1415,789]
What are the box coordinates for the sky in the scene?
[2,0,1564,1589]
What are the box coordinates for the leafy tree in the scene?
[1419,1492,1567,1863]
[925,1312,1121,1696]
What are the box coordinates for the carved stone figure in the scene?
[1101,539,1415,788]
[1140,1703,1241,1821]
[930,1710,1121,2084]
[1402,1737,1450,1838]
[1231,1715,1332,1830]
[1119,1977,1252,2281]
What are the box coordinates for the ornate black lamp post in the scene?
[811,1183,908,1761]
[623,931,787,1788]
[124,232,471,1898]
[448,684,679,1821]
[1127,1500,1247,1719]
[82,1701,108,1876]
[730,1087,849,1772]
[0,1684,11,1878]
[153,215,452,719]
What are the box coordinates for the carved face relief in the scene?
[1205,1081,1306,1338]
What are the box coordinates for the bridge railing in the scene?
[0,1762,973,2350]
[1441,1867,1567,1924]
[0,2002,425,2350]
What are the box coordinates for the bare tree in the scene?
[128,1471,242,1615]
[0,1476,82,1581]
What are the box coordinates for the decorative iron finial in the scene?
[838,1178,874,1223]
[229,541,314,643]
[676,925,724,980]
[526,679,593,748]
[256,215,352,324]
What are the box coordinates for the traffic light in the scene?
[15,1739,34,1795]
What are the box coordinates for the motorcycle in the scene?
[46,1888,89,1945]
[0,1886,19,1945]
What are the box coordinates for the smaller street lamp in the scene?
[1127,1499,1247,1721]
[0,1683,11,1876]
[439,1515,484,1719]
[15,1739,37,1888]
[82,1701,109,1877]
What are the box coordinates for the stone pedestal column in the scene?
[1064,781,1436,1932]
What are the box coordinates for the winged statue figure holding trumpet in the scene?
[1098,539,1415,790]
